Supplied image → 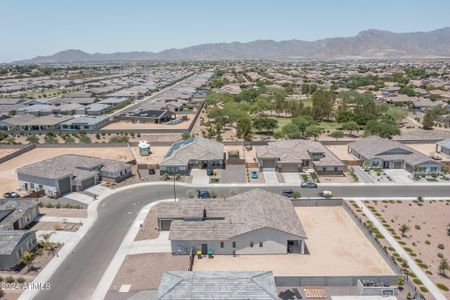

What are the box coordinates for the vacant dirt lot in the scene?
[0,147,132,194]
[131,146,169,165]
[369,200,450,298]
[325,144,356,161]
[194,206,394,276]
[109,253,189,292]
[39,208,87,218]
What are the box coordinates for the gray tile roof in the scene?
[256,139,344,166]
[160,189,306,241]
[17,154,130,180]
[0,199,38,230]
[157,271,278,300]
[0,230,35,255]
[161,136,224,166]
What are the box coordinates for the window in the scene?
[250,241,254,248]
[232,241,236,248]
[220,241,224,248]
[259,241,263,247]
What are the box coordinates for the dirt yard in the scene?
[135,205,160,241]
[408,143,450,162]
[193,206,394,276]
[0,148,17,158]
[101,119,192,130]
[38,208,87,218]
[325,144,356,161]
[368,200,450,297]
[0,147,132,194]
[109,253,189,292]
[131,146,169,165]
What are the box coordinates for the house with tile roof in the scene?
[256,140,345,175]
[349,136,444,174]
[156,189,307,255]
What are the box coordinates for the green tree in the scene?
[422,110,435,130]
[336,111,355,123]
[282,123,300,139]
[19,251,34,271]
[236,117,252,140]
[305,125,322,140]
[292,115,314,136]
[342,121,359,135]
[253,117,278,133]
[311,90,335,121]
[329,130,344,141]
[364,120,400,138]
[383,106,407,125]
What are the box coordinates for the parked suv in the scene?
[206,166,214,176]
[3,192,19,198]
[282,189,294,198]
[197,190,211,199]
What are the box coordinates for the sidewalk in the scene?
[355,199,447,300]
[90,199,174,300]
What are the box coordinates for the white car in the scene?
[319,190,333,198]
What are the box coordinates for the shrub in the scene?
[437,283,449,291]
[415,225,421,230]
[16,277,25,283]
[418,263,428,269]
[412,278,423,285]
[437,243,445,250]
[5,276,14,283]
[425,240,431,245]
[437,252,444,258]
[419,286,428,293]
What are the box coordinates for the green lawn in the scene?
[268,116,292,128]
[318,121,341,130]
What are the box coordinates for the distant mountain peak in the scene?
[11,27,450,64]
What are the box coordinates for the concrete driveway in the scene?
[384,169,413,184]
[282,172,302,184]
[190,169,210,185]
[263,171,279,184]
[222,165,246,183]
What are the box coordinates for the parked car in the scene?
[197,190,211,199]
[301,182,318,189]
[319,190,333,198]
[148,168,156,175]
[250,171,258,179]
[3,192,19,198]
[206,166,214,176]
[282,189,294,198]
[244,141,252,150]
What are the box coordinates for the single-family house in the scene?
[160,136,224,175]
[256,140,345,175]
[0,231,37,270]
[17,154,132,197]
[156,189,307,255]
[0,199,39,230]
[118,109,175,124]
[349,136,444,174]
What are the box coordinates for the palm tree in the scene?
[19,251,34,271]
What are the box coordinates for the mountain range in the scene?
[12,27,450,64]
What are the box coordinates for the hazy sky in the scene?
[1,0,449,62]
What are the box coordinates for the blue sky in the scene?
[1,0,449,62]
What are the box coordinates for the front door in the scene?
[383,161,390,168]
[201,244,208,255]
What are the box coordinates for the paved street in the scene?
[34,183,450,300]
